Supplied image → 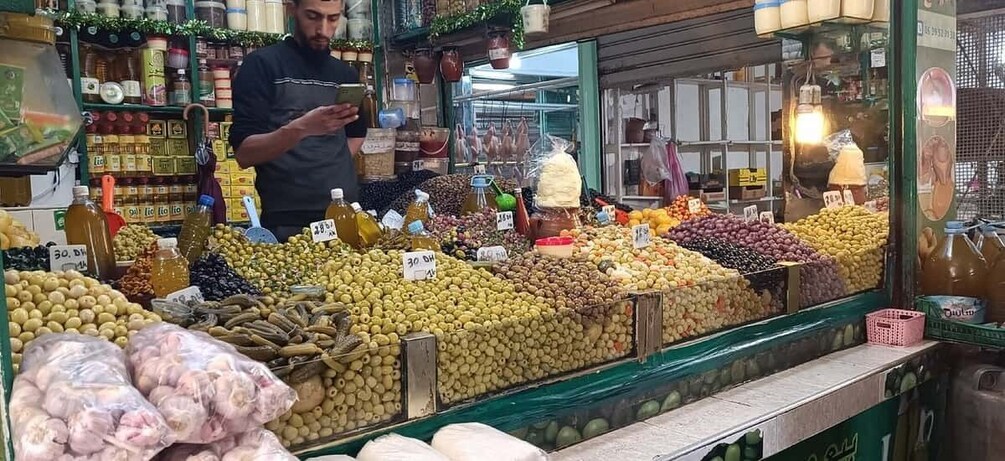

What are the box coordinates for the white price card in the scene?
[412,159,425,171]
[165,286,205,304]
[759,211,775,225]
[632,223,651,249]
[49,245,88,272]
[864,200,878,212]
[823,191,843,209]
[476,246,509,262]
[687,198,702,213]
[381,210,405,231]
[602,205,616,217]
[496,211,514,231]
[310,219,338,243]
[743,205,758,223]
[403,250,437,281]
[871,49,886,68]
[842,189,856,206]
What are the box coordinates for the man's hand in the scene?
[290,104,360,138]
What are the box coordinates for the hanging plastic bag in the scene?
[524,135,581,208]
[664,139,689,201]
[430,423,548,461]
[824,129,867,187]
[643,136,673,185]
[159,428,298,461]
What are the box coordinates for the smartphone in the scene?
[335,84,366,106]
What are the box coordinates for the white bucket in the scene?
[521,0,550,35]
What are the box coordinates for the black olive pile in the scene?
[581,188,634,213]
[190,253,261,301]
[358,170,440,214]
[678,236,783,293]
[2,244,54,271]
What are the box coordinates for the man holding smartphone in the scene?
[230,0,367,242]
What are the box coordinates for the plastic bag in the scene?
[159,428,298,461]
[431,423,548,461]
[824,129,867,186]
[11,334,174,461]
[524,135,581,208]
[356,434,449,461]
[126,323,297,444]
[664,140,689,201]
[306,456,356,461]
[643,137,673,185]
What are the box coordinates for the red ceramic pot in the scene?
[440,47,463,82]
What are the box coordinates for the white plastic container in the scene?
[226,0,248,30]
[754,1,781,37]
[264,0,284,34]
[808,0,840,23]
[780,0,809,30]
[872,0,889,22]
[345,0,371,20]
[246,0,265,32]
[839,0,874,23]
[347,18,372,40]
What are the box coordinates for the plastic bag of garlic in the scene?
[159,427,298,460]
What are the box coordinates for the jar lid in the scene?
[536,236,574,246]
[169,47,190,54]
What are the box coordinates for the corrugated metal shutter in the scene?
[597,9,782,88]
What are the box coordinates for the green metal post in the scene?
[0,252,13,460]
[892,0,919,307]
[577,41,601,190]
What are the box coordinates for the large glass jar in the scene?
[528,207,581,241]
[439,46,462,82]
[413,47,436,84]
[487,29,511,69]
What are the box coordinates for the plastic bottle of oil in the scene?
[325,188,359,248]
[403,189,432,227]
[462,175,498,215]
[151,238,190,297]
[974,225,1004,267]
[920,221,988,299]
[351,202,383,248]
[407,220,439,251]
[177,195,215,265]
[65,186,117,280]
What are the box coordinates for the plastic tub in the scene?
[419,127,449,158]
[839,0,874,23]
[872,0,889,22]
[347,18,373,40]
[146,6,168,21]
[346,0,371,19]
[246,0,265,31]
[265,0,284,34]
[226,0,248,31]
[361,128,396,178]
[754,1,781,36]
[195,1,227,29]
[807,0,839,23]
[97,1,120,17]
[392,78,417,101]
[535,236,575,258]
[167,47,189,69]
[166,0,186,23]
[76,0,96,13]
[121,4,144,19]
[780,0,808,29]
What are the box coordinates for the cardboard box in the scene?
[231,185,254,197]
[152,156,175,175]
[215,174,231,186]
[232,173,255,186]
[149,138,166,156]
[166,119,187,139]
[166,138,189,157]
[728,168,768,187]
[729,185,767,200]
[147,120,167,138]
[216,161,231,174]
[213,140,228,161]
[220,122,232,141]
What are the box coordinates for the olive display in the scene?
[113,224,159,261]
[782,206,889,294]
[189,253,261,301]
[678,236,783,294]
[495,252,625,312]
[2,244,54,271]
[430,210,531,261]
[4,269,161,372]
[359,170,440,214]
[385,174,519,217]
[668,215,846,308]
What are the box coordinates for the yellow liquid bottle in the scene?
[403,189,432,227]
[462,175,497,215]
[151,238,190,297]
[64,186,117,280]
[351,202,383,248]
[325,188,360,248]
[975,225,1005,267]
[177,195,215,265]
[407,220,439,251]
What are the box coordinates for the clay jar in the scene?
[440,47,463,82]
[414,47,437,84]
[487,29,511,69]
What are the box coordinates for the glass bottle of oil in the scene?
[325,188,359,248]
[407,220,439,251]
[151,238,190,297]
[177,195,215,265]
[351,202,383,248]
[403,189,432,227]
[65,186,117,280]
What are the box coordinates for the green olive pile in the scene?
[783,206,889,294]
[211,225,352,298]
[318,250,632,405]
[495,252,626,313]
[113,224,159,261]
[5,269,161,372]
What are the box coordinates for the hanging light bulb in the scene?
[795,82,825,144]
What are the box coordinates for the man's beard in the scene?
[294,30,331,59]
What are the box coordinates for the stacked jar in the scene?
[226,0,248,30]
[347,0,373,38]
[247,0,266,32]
[213,65,233,109]
[165,0,187,23]
[121,0,144,20]
[96,0,119,17]
[264,0,284,34]
[146,0,168,21]
[195,1,227,29]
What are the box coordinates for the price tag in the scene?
[743,205,758,223]
[871,49,886,68]
[310,219,338,243]
[602,205,616,217]
[687,198,702,214]
[403,250,437,281]
[759,211,775,225]
[864,200,878,212]
[496,211,514,231]
[632,223,651,249]
[165,286,205,304]
[476,246,508,262]
[823,191,844,209]
[381,210,405,231]
[842,189,856,206]
[412,159,425,171]
[49,245,87,272]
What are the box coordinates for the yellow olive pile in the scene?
[573,227,774,345]
[318,250,632,405]
[113,225,158,261]
[211,225,352,297]
[782,206,889,294]
[4,270,161,372]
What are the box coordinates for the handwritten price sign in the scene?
[496,212,514,231]
[743,205,758,223]
[476,246,508,262]
[823,191,843,209]
[403,250,437,281]
[49,245,88,272]
[632,223,651,249]
[688,198,702,213]
[310,219,338,243]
